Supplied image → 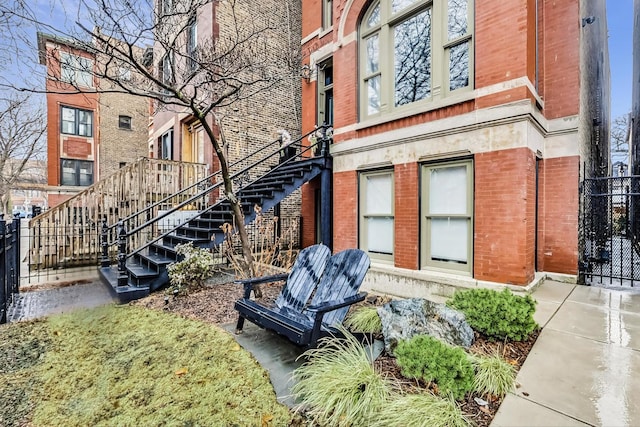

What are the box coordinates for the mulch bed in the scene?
[132,281,539,427]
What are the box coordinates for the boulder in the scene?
[378,298,474,353]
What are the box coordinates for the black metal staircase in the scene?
[98,128,332,301]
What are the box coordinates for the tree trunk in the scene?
[197,113,258,292]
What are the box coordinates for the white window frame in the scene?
[160,129,173,159]
[323,0,333,30]
[359,0,474,120]
[186,17,198,72]
[61,159,94,187]
[317,59,334,126]
[420,159,473,274]
[359,169,395,263]
[61,106,93,137]
[60,52,94,88]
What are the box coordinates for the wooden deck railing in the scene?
[28,158,209,271]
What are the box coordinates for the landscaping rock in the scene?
[378,298,474,353]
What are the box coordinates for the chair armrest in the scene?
[235,273,288,299]
[306,292,368,314]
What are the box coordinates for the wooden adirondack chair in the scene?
[234,247,370,347]
[234,243,331,333]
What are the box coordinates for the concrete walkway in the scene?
[492,281,640,426]
[7,281,116,322]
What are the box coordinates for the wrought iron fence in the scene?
[0,216,21,324]
[581,176,640,287]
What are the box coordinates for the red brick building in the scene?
[37,33,148,207]
[300,0,609,296]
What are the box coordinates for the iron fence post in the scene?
[117,221,128,287]
[11,217,19,296]
[0,214,6,323]
[101,217,110,268]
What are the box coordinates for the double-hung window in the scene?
[359,170,394,262]
[61,106,93,137]
[61,159,94,186]
[161,53,174,86]
[160,129,173,159]
[360,0,473,119]
[323,0,333,29]
[421,160,473,273]
[317,60,334,126]
[186,18,198,72]
[60,53,94,88]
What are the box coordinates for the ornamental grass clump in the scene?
[371,393,471,427]
[292,330,394,426]
[394,335,474,400]
[447,288,538,341]
[166,242,215,295]
[344,306,382,334]
[471,351,517,398]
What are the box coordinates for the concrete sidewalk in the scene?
[492,281,640,426]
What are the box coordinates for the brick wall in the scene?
[537,156,579,274]
[332,170,358,252]
[394,162,419,269]
[540,0,580,119]
[474,148,536,285]
[99,92,148,179]
[301,179,320,247]
[45,91,99,188]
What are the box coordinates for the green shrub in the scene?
[371,393,471,427]
[394,335,474,400]
[166,242,215,295]
[344,306,382,334]
[447,288,538,341]
[471,351,516,398]
[292,330,394,426]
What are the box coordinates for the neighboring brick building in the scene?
[37,33,148,207]
[150,0,302,224]
[300,0,610,296]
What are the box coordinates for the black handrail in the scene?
[123,126,330,259]
[107,136,286,232]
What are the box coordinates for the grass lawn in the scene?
[0,304,291,427]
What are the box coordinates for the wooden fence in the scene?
[28,158,209,271]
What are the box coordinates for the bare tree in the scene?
[0,93,46,214]
[1,0,301,277]
[611,113,630,164]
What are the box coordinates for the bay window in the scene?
[359,170,394,262]
[360,0,473,119]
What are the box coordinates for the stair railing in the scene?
[108,126,332,282]
[28,158,209,271]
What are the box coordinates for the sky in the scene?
[607,0,635,121]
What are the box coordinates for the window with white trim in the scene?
[317,60,334,126]
[359,170,394,262]
[186,17,198,72]
[421,159,473,274]
[60,52,94,88]
[61,159,94,186]
[160,53,174,86]
[359,0,473,119]
[61,106,93,137]
[323,0,333,29]
[160,129,173,159]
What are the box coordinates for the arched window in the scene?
[359,0,473,119]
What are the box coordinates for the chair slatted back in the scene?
[306,249,370,327]
[274,244,331,312]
